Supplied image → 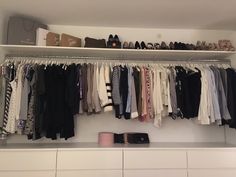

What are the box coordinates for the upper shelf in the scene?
[0,45,235,61]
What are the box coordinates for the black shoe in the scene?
[140,41,147,49]
[113,34,121,48]
[107,34,114,48]
[135,41,141,49]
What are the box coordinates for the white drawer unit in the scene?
[0,150,57,171]
[0,171,55,177]
[188,169,236,177]
[124,150,187,169]
[124,170,187,177]
[57,150,122,170]
[57,170,122,177]
[188,150,236,169]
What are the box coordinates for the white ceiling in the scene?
[1,0,236,30]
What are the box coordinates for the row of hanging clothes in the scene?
[0,57,236,140]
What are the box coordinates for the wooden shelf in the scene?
[0,45,235,61]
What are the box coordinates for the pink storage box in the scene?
[98,132,114,146]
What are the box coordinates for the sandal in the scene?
[140,41,147,49]
[154,43,160,50]
[147,43,154,49]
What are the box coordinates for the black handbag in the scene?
[127,133,150,144]
[7,16,48,45]
[84,37,106,48]
[114,133,150,144]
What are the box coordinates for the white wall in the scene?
[7,113,225,143]
[6,25,236,144]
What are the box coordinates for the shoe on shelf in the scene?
[225,40,235,51]
[213,43,220,51]
[218,40,226,51]
[179,42,184,50]
[147,43,154,49]
[135,41,141,49]
[113,34,121,48]
[123,41,129,49]
[174,42,179,50]
[182,42,187,50]
[140,41,147,49]
[128,42,135,49]
[160,41,169,50]
[201,41,209,50]
[169,42,175,50]
[208,43,214,51]
[154,43,160,50]
[107,34,114,48]
[196,41,202,50]
[185,43,191,50]
[191,44,197,50]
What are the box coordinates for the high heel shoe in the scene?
[113,34,121,48]
[154,43,160,50]
[160,41,169,50]
[140,41,147,49]
[107,34,114,48]
[225,40,235,51]
[135,41,141,49]
[196,41,202,50]
[169,42,175,50]
[128,42,134,49]
[123,41,129,49]
[147,43,154,49]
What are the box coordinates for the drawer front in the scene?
[188,150,236,168]
[188,170,236,177]
[124,150,187,169]
[57,170,122,177]
[124,170,187,177]
[0,150,57,171]
[0,171,55,177]
[57,150,122,170]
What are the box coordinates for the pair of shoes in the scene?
[174,42,188,50]
[147,43,154,49]
[160,41,169,50]
[208,43,217,51]
[107,34,121,48]
[196,41,204,50]
[123,41,134,49]
[135,41,147,49]
[169,42,175,50]
[196,41,209,50]
[154,43,161,49]
[218,40,235,51]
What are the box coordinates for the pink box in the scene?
[98,132,114,146]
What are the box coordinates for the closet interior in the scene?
[0,1,236,146]
[2,2,236,177]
